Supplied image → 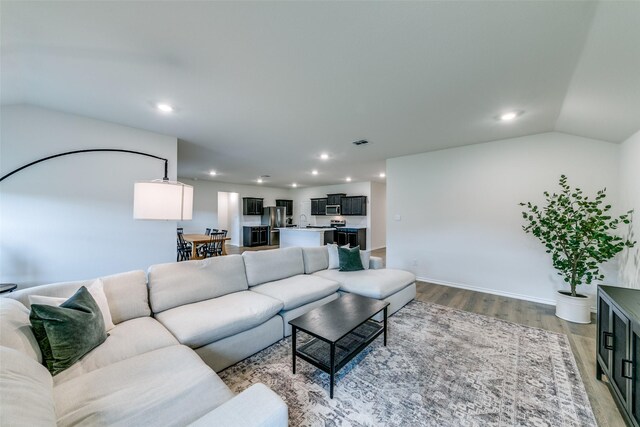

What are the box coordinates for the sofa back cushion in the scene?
[0,298,42,363]
[301,247,329,274]
[6,270,150,325]
[242,247,305,287]
[147,255,249,314]
[0,346,56,427]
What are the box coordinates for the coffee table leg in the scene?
[292,326,297,374]
[383,307,388,346]
[329,342,335,399]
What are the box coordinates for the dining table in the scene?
[182,234,231,259]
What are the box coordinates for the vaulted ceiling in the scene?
[2,1,639,187]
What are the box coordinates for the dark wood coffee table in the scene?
[288,293,389,398]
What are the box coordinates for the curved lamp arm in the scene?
[0,148,169,182]
[0,148,192,221]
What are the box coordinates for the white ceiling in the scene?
[2,1,639,188]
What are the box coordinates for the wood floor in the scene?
[228,245,624,426]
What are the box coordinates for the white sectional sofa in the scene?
[0,246,415,426]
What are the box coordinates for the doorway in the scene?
[217,192,240,247]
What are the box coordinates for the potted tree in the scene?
[520,175,635,323]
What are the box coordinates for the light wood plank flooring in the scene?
[227,245,623,426]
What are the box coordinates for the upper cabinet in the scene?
[341,196,367,216]
[242,197,264,215]
[276,199,293,216]
[327,193,346,206]
[310,198,327,216]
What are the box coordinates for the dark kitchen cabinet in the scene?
[311,198,327,216]
[335,228,366,249]
[341,196,367,216]
[276,199,293,216]
[242,197,264,215]
[243,226,269,247]
[327,193,346,206]
[597,286,640,427]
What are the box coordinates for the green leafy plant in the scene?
[520,175,635,297]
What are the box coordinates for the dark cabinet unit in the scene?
[597,286,640,427]
[311,198,327,216]
[276,199,294,216]
[327,193,346,206]
[340,196,367,216]
[242,198,264,215]
[243,226,269,247]
[335,228,366,249]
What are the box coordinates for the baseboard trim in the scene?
[416,276,598,313]
[416,276,559,306]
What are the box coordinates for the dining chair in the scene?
[205,228,211,236]
[176,232,192,262]
[201,232,225,258]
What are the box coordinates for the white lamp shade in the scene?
[133,181,193,220]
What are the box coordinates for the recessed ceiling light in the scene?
[257,178,263,183]
[346,177,352,182]
[379,173,386,178]
[312,170,318,175]
[499,111,519,121]
[292,183,298,188]
[320,153,329,160]
[209,170,217,176]
[156,103,174,113]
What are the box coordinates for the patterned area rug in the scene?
[219,301,596,427]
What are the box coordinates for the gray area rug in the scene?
[220,301,596,426]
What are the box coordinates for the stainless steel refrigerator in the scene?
[261,206,286,246]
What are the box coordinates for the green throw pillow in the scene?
[338,245,364,272]
[30,286,107,375]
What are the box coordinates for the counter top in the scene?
[278,227,336,232]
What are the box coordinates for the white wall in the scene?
[291,182,373,250]
[387,132,620,305]
[177,179,293,245]
[619,129,640,289]
[370,181,387,250]
[0,105,177,286]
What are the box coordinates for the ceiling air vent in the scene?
[352,139,369,146]
[260,175,271,178]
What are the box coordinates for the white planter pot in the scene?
[555,291,592,324]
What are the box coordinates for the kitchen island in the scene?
[278,227,335,248]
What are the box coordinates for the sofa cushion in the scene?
[155,291,283,348]
[0,298,42,362]
[7,270,150,325]
[148,255,249,314]
[54,317,179,385]
[53,345,234,427]
[251,275,340,311]
[302,246,329,274]
[313,269,416,299]
[0,346,56,427]
[30,286,108,376]
[243,247,304,287]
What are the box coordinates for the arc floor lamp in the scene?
[0,149,193,221]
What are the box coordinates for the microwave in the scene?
[326,205,341,215]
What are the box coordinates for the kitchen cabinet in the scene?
[327,193,346,206]
[597,286,640,427]
[243,226,269,247]
[276,199,293,216]
[242,197,264,215]
[335,228,366,249]
[340,196,367,216]
[311,198,327,216]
